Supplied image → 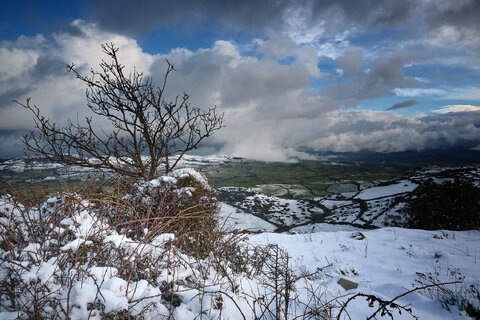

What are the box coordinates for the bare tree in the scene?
[15,43,224,180]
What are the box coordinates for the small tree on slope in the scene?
[16,43,224,180]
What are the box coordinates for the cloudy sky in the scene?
[1,0,480,160]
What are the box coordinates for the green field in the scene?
[1,159,399,199]
[198,160,398,197]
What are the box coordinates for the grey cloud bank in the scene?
[86,0,480,51]
[85,0,467,36]
[324,49,421,107]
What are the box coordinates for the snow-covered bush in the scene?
[121,168,219,258]
[0,184,342,319]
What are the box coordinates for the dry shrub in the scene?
[415,266,480,318]
[115,169,220,258]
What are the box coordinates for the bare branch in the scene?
[16,43,224,180]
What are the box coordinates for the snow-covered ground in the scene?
[0,155,240,173]
[174,154,244,167]
[0,158,64,172]
[219,166,480,231]
[219,195,480,319]
[249,228,480,319]
[2,190,478,319]
[353,180,418,200]
[217,203,276,232]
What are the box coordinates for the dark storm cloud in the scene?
[371,51,420,86]
[29,55,67,80]
[387,100,418,111]
[2,18,479,160]
[329,118,387,134]
[426,1,480,31]
[324,50,421,106]
[85,0,419,36]
[0,130,26,157]
[336,49,363,75]
[149,38,320,113]
[86,0,290,35]
[146,39,480,159]
[0,55,68,112]
[420,1,480,50]
[308,0,417,28]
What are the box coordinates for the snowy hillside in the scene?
[219,166,480,232]
[1,166,479,319]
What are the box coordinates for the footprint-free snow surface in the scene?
[249,228,480,319]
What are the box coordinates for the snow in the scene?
[21,257,59,285]
[88,266,118,282]
[291,223,363,233]
[20,243,41,257]
[104,234,132,247]
[60,238,92,251]
[101,278,129,312]
[354,180,418,200]
[0,158,64,172]
[174,154,242,168]
[137,168,210,196]
[62,208,108,239]
[2,196,479,319]
[217,203,276,232]
[222,189,321,227]
[146,168,209,190]
[152,233,175,244]
[221,181,415,229]
[159,176,176,184]
[320,199,353,209]
[168,168,211,190]
[250,228,480,319]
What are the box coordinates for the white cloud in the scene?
[0,21,333,160]
[395,86,480,101]
[434,105,480,114]
[0,47,39,80]
[394,88,445,97]
[0,20,154,131]
[282,5,352,60]
[304,110,480,153]
[53,20,154,75]
[283,5,326,44]
[218,106,480,159]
